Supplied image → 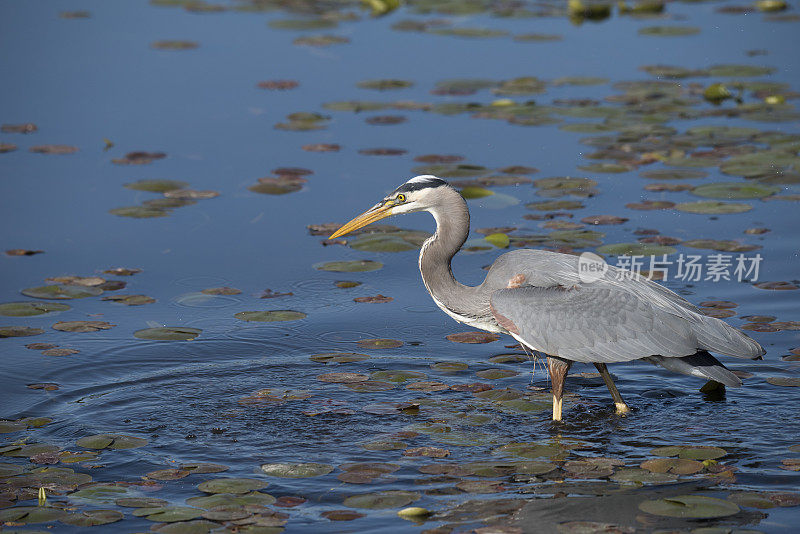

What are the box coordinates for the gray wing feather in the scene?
[485,249,765,363]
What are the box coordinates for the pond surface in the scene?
[1,0,800,532]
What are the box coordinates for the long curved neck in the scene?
[419,188,488,319]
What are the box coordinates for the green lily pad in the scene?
[694,182,781,200]
[310,352,370,364]
[675,201,752,214]
[578,163,632,173]
[526,200,585,211]
[52,320,114,333]
[132,506,203,522]
[0,505,67,523]
[77,433,148,450]
[640,458,704,475]
[197,478,268,494]
[476,369,519,380]
[260,462,333,478]
[109,206,169,218]
[357,79,414,90]
[639,26,701,37]
[124,179,188,192]
[21,285,103,300]
[596,243,676,256]
[60,509,123,526]
[357,338,402,349]
[343,490,420,509]
[493,441,573,460]
[431,361,468,372]
[639,495,740,518]
[766,377,800,386]
[0,301,70,316]
[116,497,170,508]
[431,27,509,39]
[314,260,383,272]
[186,491,276,509]
[640,169,708,180]
[707,64,776,77]
[0,326,45,338]
[485,233,510,248]
[234,310,306,322]
[134,327,201,340]
[349,233,419,252]
[610,468,678,484]
[370,370,426,382]
[460,186,494,199]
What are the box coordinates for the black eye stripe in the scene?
[393,177,447,194]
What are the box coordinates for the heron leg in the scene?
[547,357,571,421]
[594,363,630,415]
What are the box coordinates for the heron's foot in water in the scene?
[614,401,630,415]
[552,396,563,422]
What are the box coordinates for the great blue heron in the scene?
[330,176,765,421]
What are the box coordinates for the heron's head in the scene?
[330,175,450,238]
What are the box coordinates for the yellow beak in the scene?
[329,202,395,239]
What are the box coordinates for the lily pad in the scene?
[52,320,114,333]
[0,326,45,337]
[0,302,70,317]
[310,352,370,364]
[639,26,701,37]
[639,494,740,518]
[343,490,420,509]
[261,463,333,478]
[21,285,103,300]
[60,509,123,526]
[134,326,201,340]
[675,201,752,214]
[446,332,499,344]
[109,206,169,218]
[315,260,383,272]
[640,169,708,180]
[124,179,188,192]
[610,468,678,484]
[357,338,402,349]
[234,310,306,322]
[133,506,203,522]
[640,458,704,475]
[198,478,268,494]
[766,377,800,387]
[596,243,676,256]
[692,182,780,199]
[77,433,148,450]
[186,491,276,509]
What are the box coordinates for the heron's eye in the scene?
[396,194,406,203]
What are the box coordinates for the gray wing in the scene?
[485,249,764,363]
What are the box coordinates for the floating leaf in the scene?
[77,433,148,450]
[234,310,306,322]
[102,294,155,305]
[315,260,383,272]
[640,458,704,475]
[675,201,752,214]
[692,182,780,199]
[21,284,102,300]
[596,243,676,256]
[151,40,198,50]
[0,326,44,337]
[124,179,188,192]
[52,320,115,333]
[60,509,123,526]
[198,478,268,494]
[109,206,169,218]
[639,26,701,37]
[0,301,70,317]
[446,332,499,344]
[322,509,366,521]
[639,495,740,518]
[476,369,519,380]
[318,372,369,383]
[310,352,370,364]
[766,377,800,387]
[357,338,402,349]
[134,327,201,341]
[261,462,333,478]
[133,505,203,522]
[343,490,420,509]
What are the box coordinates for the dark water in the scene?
[1,1,800,532]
